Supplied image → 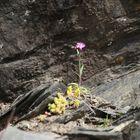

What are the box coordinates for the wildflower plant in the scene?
[37,114,47,122]
[48,93,68,114]
[47,42,88,115]
[74,42,86,85]
[101,115,112,128]
[66,83,81,108]
[69,99,80,108]
[67,83,80,97]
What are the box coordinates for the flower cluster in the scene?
[75,42,86,50]
[67,83,81,108]
[69,99,80,108]
[48,93,67,114]
[48,83,83,114]
[67,83,80,97]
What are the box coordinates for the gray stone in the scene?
[0,126,65,140]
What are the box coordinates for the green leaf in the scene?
[80,64,84,77]
[76,49,80,55]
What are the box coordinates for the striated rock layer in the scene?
[0,0,139,101]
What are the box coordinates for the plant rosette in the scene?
[67,83,81,97]
[69,99,80,108]
[48,93,68,114]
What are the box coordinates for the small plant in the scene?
[74,42,86,85]
[72,42,86,85]
[37,114,47,122]
[48,93,68,114]
[69,99,80,108]
[101,115,112,128]
[47,42,88,115]
[67,83,80,97]
[66,83,81,108]
[79,86,91,95]
[48,84,82,114]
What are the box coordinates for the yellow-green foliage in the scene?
[101,115,112,128]
[48,93,67,114]
[79,86,90,95]
[37,114,47,122]
[69,99,80,108]
[67,83,80,97]
[48,83,89,114]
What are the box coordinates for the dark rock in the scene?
[0,0,140,101]
[90,69,140,108]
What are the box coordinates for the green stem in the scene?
[79,53,81,86]
[78,52,81,85]
[76,49,83,85]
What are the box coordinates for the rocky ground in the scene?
[0,0,140,140]
[0,92,111,134]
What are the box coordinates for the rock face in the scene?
[0,0,140,101]
[0,126,64,140]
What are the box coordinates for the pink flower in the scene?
[75,42,86,50]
